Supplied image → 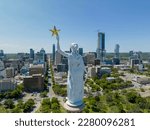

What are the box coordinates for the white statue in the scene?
[57,36,85,106]
[50,26,86,107]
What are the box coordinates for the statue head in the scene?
[70,43,78,53]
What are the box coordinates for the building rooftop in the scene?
[29,64,44,68]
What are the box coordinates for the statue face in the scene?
[70,43,78,53]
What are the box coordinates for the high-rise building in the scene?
[129,51,134,57]
[30,48,34,59]
[114,44,120,59]
[78,48,83,56]
[23,74,44,92]
[35,52,45,64]
[0,60,5,71]
[113,58,120,65]
[83,52,95,65]
[129,51,142,66]
[0,60,6,78]
[99,33,105,50]
[52,44,55,63]
[113,44,120,65]
[96,32,106,62]
[40,48,46,54]
[130,59,140,68]
[0,50,5,60]
[55,50,62,66]
[40,48,46,61]
[0,50,4,56]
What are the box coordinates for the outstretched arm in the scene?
[56,35,69,58]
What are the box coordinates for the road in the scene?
[47,55,64,106]
[21,92,41,113]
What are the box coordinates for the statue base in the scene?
[64,102,84,113]
[66,100,83,107]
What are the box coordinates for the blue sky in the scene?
[0,0,150,53]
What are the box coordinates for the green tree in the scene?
[40,91,48,98]
[39,98,51,113]
[127,91,139,103]
[16,99,24,109]
[51,103,60,110]
[51,97,61,113]
[10,89,20,99]
[51,97,59,104]
[23,99,35,113]
[11,107,22,113]
[4,99,15,109]
[82,107,90,113]
[0,93,4,99]
[42,98,51,106]
[40,105,51,113]
[51,102,61,113]
[126,104,142,113]
[0,105,8,113]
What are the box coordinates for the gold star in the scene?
[50,26,60,36]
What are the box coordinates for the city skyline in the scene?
[1,0,150,53]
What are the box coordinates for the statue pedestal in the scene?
[64,102,84,113]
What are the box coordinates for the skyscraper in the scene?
[113,44,120,65]
[129,51,142,67]
[55,50,62,65]
[40,48,46,62]
[0,50,4,56]
[40,48,46,54]
[35,50,45,64]
[0,50,5,60]
[30,49,34,59]
[96,32,105,62]
[52,44,55,63]
[99,33,105,50]
[114,44,120,59]
[78,48,83,56]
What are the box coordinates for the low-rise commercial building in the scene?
[100,67,111,75]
